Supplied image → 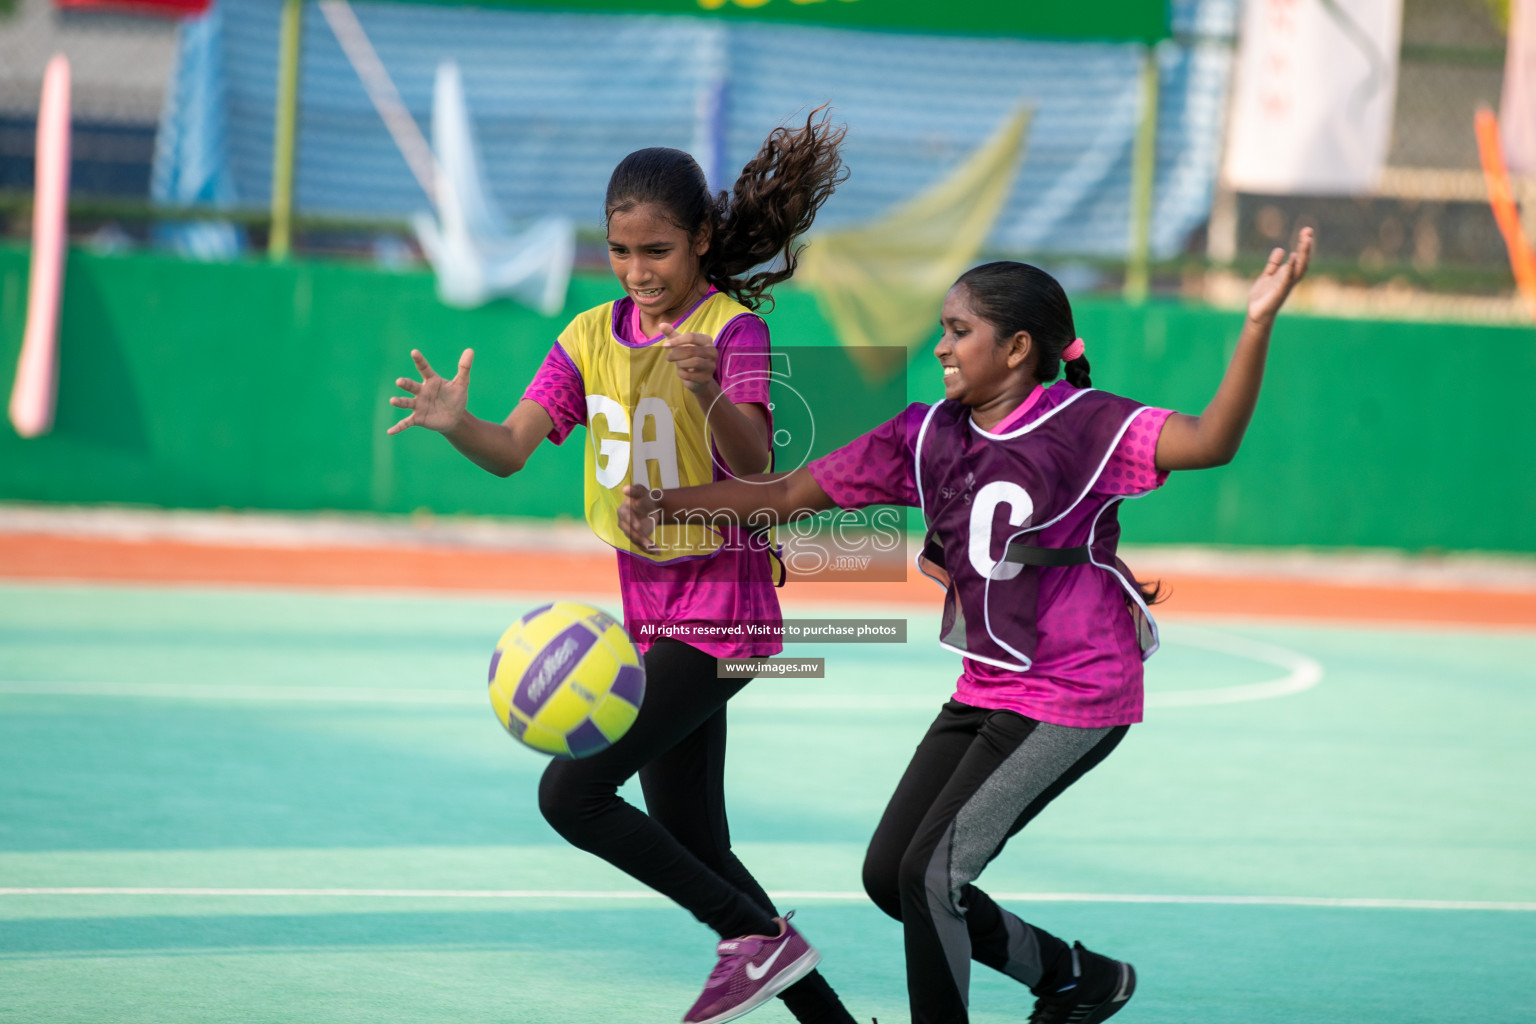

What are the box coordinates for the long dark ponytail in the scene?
[954,261,1163,604]
[604,107,847,311]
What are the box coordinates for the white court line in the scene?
[0,628,1323,710]
[0,681,479,704]
[0,888,1529,912]
[1148,627,1324,707]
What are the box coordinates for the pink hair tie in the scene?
[1061,338,1086,362]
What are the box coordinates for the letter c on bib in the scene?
[968,481,1034,581]
[586,394,631,489]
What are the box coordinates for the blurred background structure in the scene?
[0,0,176,220]
[0,0,1530,553]
[0,0,1517,298]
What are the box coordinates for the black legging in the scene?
[538,639,851,1024]
[863,700,1129,1024]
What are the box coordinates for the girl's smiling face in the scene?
[607,203,711,333]
[936,284,1036,420]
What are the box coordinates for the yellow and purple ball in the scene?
[487,601,645,758]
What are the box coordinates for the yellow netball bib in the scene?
[560,292,763,562]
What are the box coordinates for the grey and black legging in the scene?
[537,638,853,1024]
[863,699,1129,1024]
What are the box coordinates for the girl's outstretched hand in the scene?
[1248,227,1313,324]
[388,349,473,435]
[618,484,660,551]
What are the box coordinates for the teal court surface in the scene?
[1,582,1533,1023]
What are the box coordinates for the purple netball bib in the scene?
[915,388,1155,671]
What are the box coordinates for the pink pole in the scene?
[9,54,71,439]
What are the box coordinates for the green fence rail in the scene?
[396,0,1171,43]
[1,247,1531,553]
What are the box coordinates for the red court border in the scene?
[2,533,1532,629]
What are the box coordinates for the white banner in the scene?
[1223,0,1402,194]
[1501,0,1536,174]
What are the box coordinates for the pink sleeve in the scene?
[714,313,771,407]
[806,404,925,509]
[1094,407,1174,496]
[521,343,586,445]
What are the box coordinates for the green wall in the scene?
[0,246,1531,553]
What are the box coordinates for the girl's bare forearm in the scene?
[1196,314,1273,464]
[656,469,833,526]
[443,402,548,477]
[1156,314,1274,471]
[697,386,771,476]
[441,415,522,476]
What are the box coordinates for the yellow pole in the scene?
[1124,45,1159,303]
[270,0,303,261]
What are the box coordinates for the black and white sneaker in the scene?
[1027,941,1136,1024]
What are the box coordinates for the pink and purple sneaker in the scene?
[682,913,821,1024]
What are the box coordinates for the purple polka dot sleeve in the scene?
[521,342,586,445]
[714,314,771,408]
[806,404,926,509]
[1094,407,1174,495]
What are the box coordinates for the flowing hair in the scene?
[604,107,848,311]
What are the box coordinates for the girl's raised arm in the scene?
[1154,228,1313,472]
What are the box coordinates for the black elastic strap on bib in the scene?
[1003,543,1092,567]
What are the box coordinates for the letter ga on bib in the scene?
[561,292,760,563]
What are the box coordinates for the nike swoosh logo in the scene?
[744,941,788,981]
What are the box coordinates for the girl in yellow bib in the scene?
[388,113,853,1024]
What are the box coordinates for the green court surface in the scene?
[1,583,1533,1023]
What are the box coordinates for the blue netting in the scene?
[153,0,1238,259]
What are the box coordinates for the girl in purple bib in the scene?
[619,229,1313,1024]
